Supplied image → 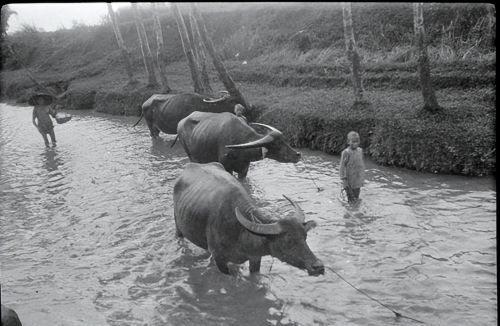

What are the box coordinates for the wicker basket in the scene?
[55,112,72,124]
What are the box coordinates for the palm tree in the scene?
[413,3,441,113]
[342,2,364,103]
[190,3,248,108]
[132,3,158,87]
[1,5,17,67]
[171,3,203,94]
[486,4,495,47]
[1,5,17,38]
[151,2,171,93]
[188,5,213,95]
[107,3,136,84]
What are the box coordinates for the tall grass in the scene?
[248,42,495,69]
[250,46,348,67]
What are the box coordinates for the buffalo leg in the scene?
[220,163,234,177]
[146,119,160,138]
[174,214,183,237]
[237,164,249,179]
[249,257,261,273]
[214,255,230,274]
[151,127,160,138]
[175,225,183,237]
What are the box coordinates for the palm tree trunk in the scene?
[132,3,157,87]
[185,12,199,62]
[150,3,171,93]
[487,4,496,47]
[171,3,203,94]
[107,3,135,84]
[342,2,363,103]
[188,7,213,96]
[413,3,441,113]
[190,3,248,108]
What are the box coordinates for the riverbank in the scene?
[0,59,495,176]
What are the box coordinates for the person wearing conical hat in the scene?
[30,92,57,147]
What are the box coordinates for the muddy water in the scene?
[0,103,496,326]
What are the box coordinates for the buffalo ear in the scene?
[303,220,317,232]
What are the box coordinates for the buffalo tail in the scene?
[132,111,144,128]
[171,135,179,148]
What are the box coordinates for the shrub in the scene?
[369,114,495,175]
[94,90,156,115]
[255,97,376,153]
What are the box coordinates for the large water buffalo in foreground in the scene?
[173,162,324,276]
[133,92,243,138]
[177,111,301,178]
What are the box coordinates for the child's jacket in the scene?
[339,147,365,189]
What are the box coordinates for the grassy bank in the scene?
[240,84,495,176]
[1,59,495,176]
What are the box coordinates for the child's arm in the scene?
[49,105,57,118]
[339,150,348,186]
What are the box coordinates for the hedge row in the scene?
[370,115,495,175]
[252,102,495,176]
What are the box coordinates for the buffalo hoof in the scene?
[214,257,230,274]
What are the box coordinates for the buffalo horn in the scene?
[282,195,306,223]
[235,207,283,235]
[202,91,230,103]
[226,131,279,149]
[249,123,281,134]
[203,97,225,103]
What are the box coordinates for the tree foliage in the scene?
[1,5,17,38]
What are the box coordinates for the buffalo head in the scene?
[226,123,301,163]
[235,195,324,276]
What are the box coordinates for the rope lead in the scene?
[325,266,425,324]
[300,156,323,192]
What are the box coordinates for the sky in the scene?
[6,3,132,33]
[4,2,312,34]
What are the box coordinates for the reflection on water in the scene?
[0,103,496,326]
[41,148,63,172]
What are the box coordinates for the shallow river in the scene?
[0,103,496,326]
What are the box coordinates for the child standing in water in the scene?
[31,93,57,147]
[339,131,365,203]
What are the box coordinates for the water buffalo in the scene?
[1,305,22,326]
[177,111,301,178]
[133,92,244,138]
[173,162,324,276]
